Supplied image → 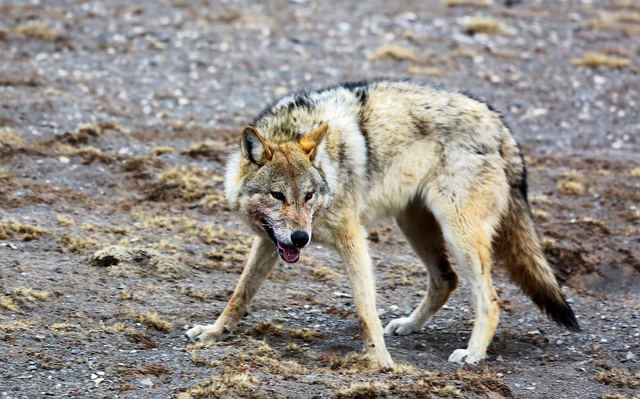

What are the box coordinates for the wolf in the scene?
[186,80,580,367]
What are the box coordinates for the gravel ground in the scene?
[1,0,639,398]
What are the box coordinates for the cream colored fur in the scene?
[186,80,578,367]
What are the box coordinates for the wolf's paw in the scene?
[185,324,230,343]
[384,317,421,336]
[371,354,394,369]
[448,349,484,364]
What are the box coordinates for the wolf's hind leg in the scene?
[186,235,278,342]
[426,180,506,364]
[385,198,458,336]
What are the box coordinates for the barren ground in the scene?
[1,0,640,398]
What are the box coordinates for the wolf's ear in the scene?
[241,126,272,165]
[299,123,328,161]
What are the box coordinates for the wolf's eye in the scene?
[270,192,285,201]
[305,192,314,201]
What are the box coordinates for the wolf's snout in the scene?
[291,231,309,248]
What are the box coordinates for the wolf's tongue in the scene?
[277,241,301,262]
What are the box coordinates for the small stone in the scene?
[94,378,104,385]
[90,374,97,380]
[626,351,635,360]
[139,378,153,387]
[496,355,504,362]
[26,365,37,370]
[59,156,70,164]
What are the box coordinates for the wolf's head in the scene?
[225,124,332,263]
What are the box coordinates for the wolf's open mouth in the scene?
[261,218,301,263]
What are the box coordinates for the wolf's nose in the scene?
[291,231,309,248]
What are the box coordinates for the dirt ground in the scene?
[1,0,640,398]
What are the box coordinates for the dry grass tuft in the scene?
[629,167,640,177]
[14,288,49,301]
[59,233,98,254]
[388,363,420,376]
[463,17,514,35]
[0,219,46,241]
[322,352,374,372]
[291,328,323,342]
[151,146,175,156]
[444,0,492,6]
[532,208,551,219]
[311,267,338,281]
[0,128,24,146]
[77,122,104,137]
[117,289,134,301]
[611,0,640,11]
[0,168,16,184]
[558,180,585,196]
[572,53,631,69]
[1,288,49,311]
[56,215,75,226]
[91,246,183,278]
[0,320,32,332]
[595,367,640,388]
[126,309,173,332]
[202,192,227,211]
[407,66,444,75]
[247,320,283,337]
[367,44,419,62]
[177,372,259,399]
[286,343,302,352]
[14,23,58,41]
[584,11,640,36]
[155,165,222,201]
[335,381,389,399]
[50,322,78,331]
[187,140,227,161]
[0,296,19,311]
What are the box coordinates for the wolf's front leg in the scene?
[186,235,278,342]
[333,214,393,368]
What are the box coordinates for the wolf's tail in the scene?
[494,154,580,331]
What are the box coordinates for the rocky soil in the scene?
[1,0,639,398]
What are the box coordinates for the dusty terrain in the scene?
[1,0,640,398]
